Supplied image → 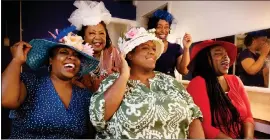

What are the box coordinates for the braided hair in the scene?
[192,45,243,138]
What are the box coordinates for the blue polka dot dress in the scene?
[9,72,92,139]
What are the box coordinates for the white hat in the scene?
[118,27,164,59]
[68,1,112,30]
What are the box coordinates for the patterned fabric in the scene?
[9,72,92,139]
[90,71,202,139]
[118,27,164,59]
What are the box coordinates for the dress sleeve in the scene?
[172,77,203,122]
[186,76,221,138]
[176,44,184,57]
[238,50,254,62]
[20,72,38,93]
[9,72,38,119]
[235,76,254,125]
[89,73,119,132]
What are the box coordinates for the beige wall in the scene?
[170,1,270,42]
[136,1,270,42]
[136,1,169,28]
[107,23,127,47]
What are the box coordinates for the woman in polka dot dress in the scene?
[1,26,98,139]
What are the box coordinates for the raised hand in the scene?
[182,33,192,49]
[10,41,32,65]
[260,41,270,57]
[119,53,130,80]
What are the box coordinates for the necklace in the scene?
[89,50,107,77]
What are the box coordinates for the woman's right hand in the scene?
[119,53,130,80]
[260,41,270,57]
[10,41,32,65]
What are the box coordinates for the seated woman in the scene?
[147,9,192,77]
[1,26,99,139]
[187,40,254,139]
[68,1,121,92]
[90,27,204,139]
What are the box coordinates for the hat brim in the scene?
[187,40,237,72]
[27,39,99,76]
[122,34,164,59]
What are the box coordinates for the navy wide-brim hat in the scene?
[247,30,269,38]
[26,26,99,76]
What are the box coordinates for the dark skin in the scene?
[2,42,81,109]
[49,47,81,108]
[103,40,205,138]
[2,41,97,138]
[155,19,192,75]
[209,46,254,139]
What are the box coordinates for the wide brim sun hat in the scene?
[118,27,164,59]
[187,40,237,72]
[26,25,99,76]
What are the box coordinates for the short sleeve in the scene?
[171,75,203,122]
[238,50,255,62]
[175,44,184,57]
[9,72,38,119]
[89,73,119,132]
[20,72,38,93]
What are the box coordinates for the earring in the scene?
[48,64,52,72]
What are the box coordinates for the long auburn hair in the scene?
[192,45,243,138]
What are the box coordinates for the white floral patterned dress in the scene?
[90,71,202,139]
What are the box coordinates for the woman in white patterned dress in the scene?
[90,27,204,139]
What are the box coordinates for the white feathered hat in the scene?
[68,1,112,30]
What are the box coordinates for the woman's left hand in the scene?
[182,33,192,49]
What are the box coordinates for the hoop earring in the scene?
[48,64,52,72]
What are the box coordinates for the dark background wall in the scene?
[1,0,136,138]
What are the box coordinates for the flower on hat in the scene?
[118,27,159,47]
[118,27,164,59]
[82,43,94,56]
[63,32,84,51]
[48,27,94,57]
[125,28,139,39]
